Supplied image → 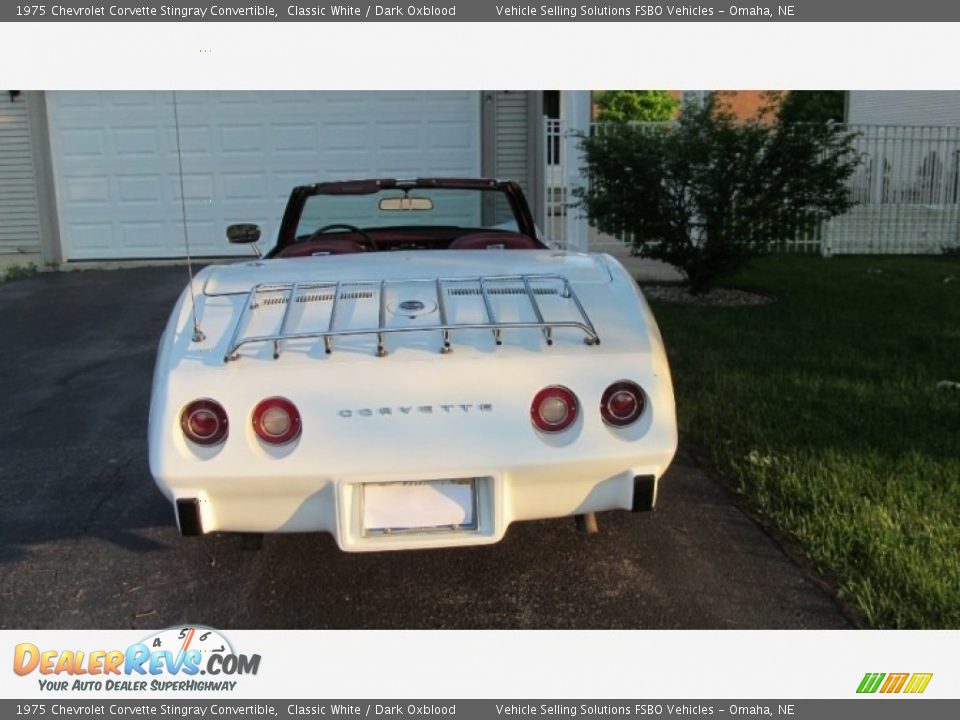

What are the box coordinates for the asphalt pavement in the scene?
[0,266,850,629]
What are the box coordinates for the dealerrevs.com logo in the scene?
[857,672,933,695]
[13,626,260,693]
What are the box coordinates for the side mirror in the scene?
[226,223,261,244]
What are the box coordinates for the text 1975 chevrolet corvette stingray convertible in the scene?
[148,178,677,551]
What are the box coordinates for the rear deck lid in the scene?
[203,250,612,296]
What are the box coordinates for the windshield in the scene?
[295,187,519,237]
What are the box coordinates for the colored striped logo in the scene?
[857,672,933,694]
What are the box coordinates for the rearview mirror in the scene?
[226,223,261,244]
[379,197,433,211]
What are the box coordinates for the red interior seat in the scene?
[449,232,540,250]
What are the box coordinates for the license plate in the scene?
[362,479,478,535]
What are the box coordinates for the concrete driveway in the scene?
[0,267,850,629]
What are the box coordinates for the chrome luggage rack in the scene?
[220,273,601,362]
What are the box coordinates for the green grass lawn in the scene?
[648,254,960,628]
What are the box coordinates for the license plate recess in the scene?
[361,479,479,535]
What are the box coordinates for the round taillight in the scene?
[531,385,579,433]
[180,399,229,446]
[600,381,646,427]
[252,397,302,445]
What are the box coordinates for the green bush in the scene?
[593,90,678,123]
[576,98,861,293]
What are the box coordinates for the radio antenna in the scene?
[172,90,204,342]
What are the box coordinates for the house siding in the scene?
[495,91,531,192]
[484,91,540,226]
[0,94,42,267]
[847,91,960,126]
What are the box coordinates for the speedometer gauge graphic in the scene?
[140,625,234,660]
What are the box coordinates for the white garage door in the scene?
[46,91,481,260]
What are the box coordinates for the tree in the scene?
[778,90,846,124]
[594,90,678,123]
[575,97,861,293]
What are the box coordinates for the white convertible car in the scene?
[148,178,677,551]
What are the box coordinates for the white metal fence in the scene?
[545,119,626,252]
[545,120,960,255]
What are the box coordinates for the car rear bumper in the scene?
[159,460,664,552]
